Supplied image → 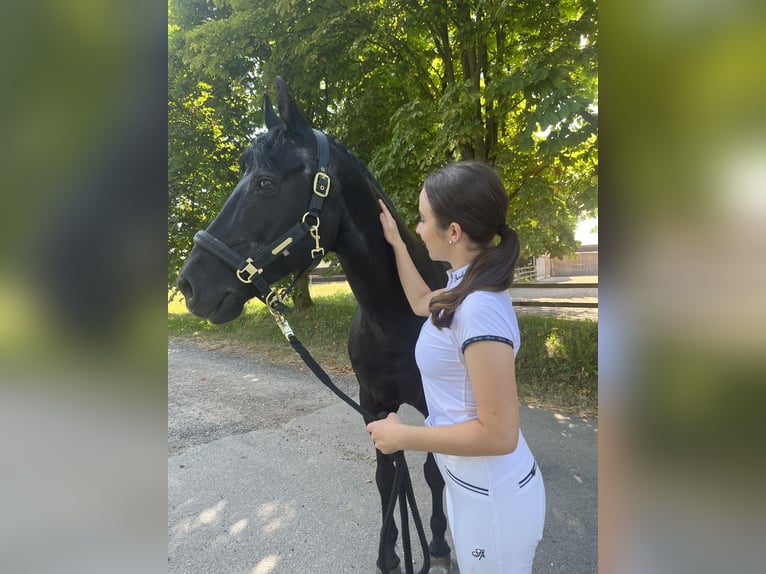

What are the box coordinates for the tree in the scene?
[360,0,598,257]
[168,0,259,290]
[168,0,598,287]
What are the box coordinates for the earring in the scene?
[448,240,453,244]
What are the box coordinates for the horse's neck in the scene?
[332,176,434,319]
[337,240,425,315]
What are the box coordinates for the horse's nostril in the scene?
[176,275,193,300]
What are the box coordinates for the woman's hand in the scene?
[378,199,405,249]
[367,412,404,455]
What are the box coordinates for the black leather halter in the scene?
[193,129,331,313]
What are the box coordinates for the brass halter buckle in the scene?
[236,258,262,284]
[313,171,331,197]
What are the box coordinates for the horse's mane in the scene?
[326,133,448,283]
[325,133,387,200]
[324,133,418,235]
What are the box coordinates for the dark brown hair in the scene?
[425,161,521,328]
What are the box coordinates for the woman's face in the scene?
[416,188,450,262]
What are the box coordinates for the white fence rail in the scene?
[514,265,538,282]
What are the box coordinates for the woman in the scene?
[367,161,545,573]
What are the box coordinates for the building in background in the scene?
[533,218,598,280]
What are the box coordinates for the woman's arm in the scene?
[378,199,442,317]
[367,340,520,456]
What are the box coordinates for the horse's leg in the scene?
[424,452,451,572]
[374,449,402,574]
[358,386,401,573]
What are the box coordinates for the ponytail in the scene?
[429,225,520,328]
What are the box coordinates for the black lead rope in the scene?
[281,322,431,574]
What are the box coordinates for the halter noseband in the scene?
[193,129,331,314]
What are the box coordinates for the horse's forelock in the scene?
[249,128,314,178]
[294,147,314,176]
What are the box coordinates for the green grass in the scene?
[515,316,598,416]
[169,287,598,417]
[168,286,357,373]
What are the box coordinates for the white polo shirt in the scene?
[415,265,535,487]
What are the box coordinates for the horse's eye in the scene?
[256,177,276,193]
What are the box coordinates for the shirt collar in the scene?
[446,264,470,289]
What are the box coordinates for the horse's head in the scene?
[176,77,340,323]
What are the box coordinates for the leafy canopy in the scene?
[168,0,598,286]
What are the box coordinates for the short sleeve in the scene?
[453,291,520,356]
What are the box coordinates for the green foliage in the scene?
[168,1,258,286]
[168,0,598,284]
[515,315,598,413]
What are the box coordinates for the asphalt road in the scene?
[168,337,597,573]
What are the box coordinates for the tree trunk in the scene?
[291,272,313,311]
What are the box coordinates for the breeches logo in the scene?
[472,548,486,560]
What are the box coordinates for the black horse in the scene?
[176,77,451,573]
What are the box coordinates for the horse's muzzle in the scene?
[176,274,194,305]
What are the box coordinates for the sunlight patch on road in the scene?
[256,501,296,534]
[197,500,226,526]
[250,554,281,574]
[229,518,248,535]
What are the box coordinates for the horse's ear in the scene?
[263,94,280,129]
[275,76,311,135]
